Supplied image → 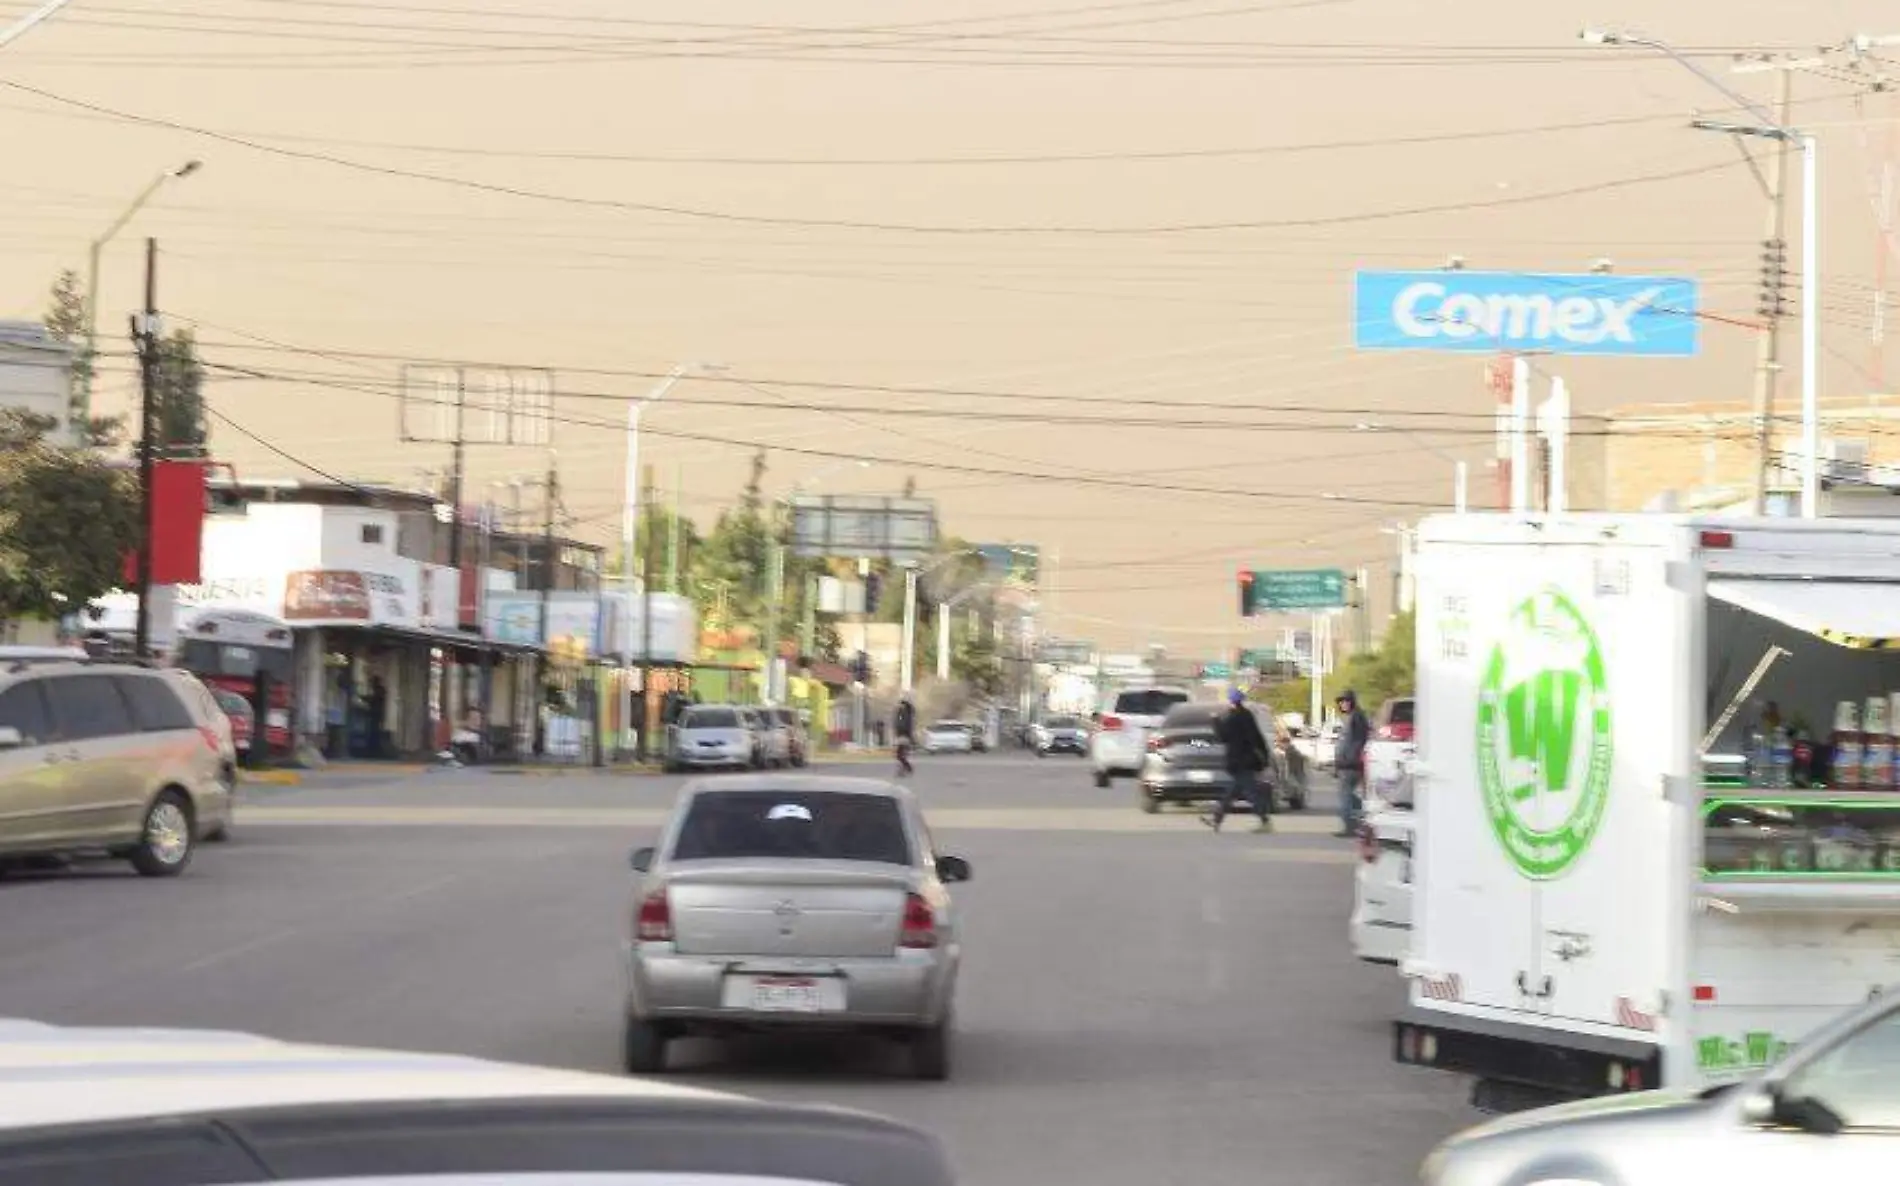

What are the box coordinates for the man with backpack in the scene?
[893,693,916,778]
[1202,688,1274,834]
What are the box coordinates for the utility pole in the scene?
[132,238,159,660]
[900,566,919,692]
[1751,70,1795,514]
[638,464,658,762]
[436,370,468,754]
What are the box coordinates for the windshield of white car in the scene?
[1044,716,1078,728]
[1113,690,1189,717]
[680,708,740,729]
[672,791,912,865]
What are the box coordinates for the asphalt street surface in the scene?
[0,751,1474,1185]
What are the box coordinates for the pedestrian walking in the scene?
[1202,688,1274,834]
[893,693,916,778]
[1334,689,1372,837]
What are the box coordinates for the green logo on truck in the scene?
[1476,589,1614,879]
[1696,1031,1793,1074]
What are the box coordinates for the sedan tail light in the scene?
[636,890,674,942]
[1100,714,1124,732]
[899,893,938,949]
[1147,734,1172,753]
[196,725,222,754]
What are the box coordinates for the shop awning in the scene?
[1707,578,1900,650]
[318,622,542,657]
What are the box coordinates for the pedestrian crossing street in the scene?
[239,803,1345,836]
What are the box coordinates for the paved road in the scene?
[0,752,1473,1186]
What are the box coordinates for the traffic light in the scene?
[851,651,871,683]
[1238,570,1255,618]
[864,572,883,615]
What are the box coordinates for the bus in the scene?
[170,609,297,758]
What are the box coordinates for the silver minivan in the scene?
[0,662,231,876]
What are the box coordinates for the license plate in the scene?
[1188,769,1214,783]
[750,976,822,1013]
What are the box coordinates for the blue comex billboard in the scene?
[1354,270,1700,357]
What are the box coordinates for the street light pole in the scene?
[0,0,76,51]
[82,160,202,430]
[622,365,685,595]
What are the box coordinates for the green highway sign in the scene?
[1199,661,1233,679]
[1241,568,1348,615]
[1238,647,1286,668]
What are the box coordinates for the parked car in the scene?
[1364,694,1417,806]
[210,687,255,758]
[766,705,809,767]
[967,722,990,753]
[1350,804,1413,965]
[0,1018,956,1185]
[625,775,971,1079]
[746,706,793,768]
[1030,714,1088,757]
[1421,984,1900,1184]
[664,705,754,773]
[921,720,974,754]
[1090,685,1192,786]
[0,661,232,875]
[1137,701,1307,814]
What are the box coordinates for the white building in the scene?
[0,321,78,445]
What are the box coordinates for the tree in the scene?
[691,451,772,636]
[0,415,140,621]
[42,270,89,423]
[153,329,209,457]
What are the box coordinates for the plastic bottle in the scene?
[1748,723,1769,787]
[1833,700,1865,790]
[1865,697,1894,790]
[1771,727,1794,790]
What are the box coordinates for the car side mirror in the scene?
[0,726,21,750]
[935,855,972,883]
[629,847,655,873]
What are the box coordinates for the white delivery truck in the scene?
[1395,513,1900,1111]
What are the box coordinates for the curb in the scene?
[238,769,304,786]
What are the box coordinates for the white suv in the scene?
[1089,686,1190,787]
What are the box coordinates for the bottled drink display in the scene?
[1833,700,1865,790]
[1866,696,1895,790]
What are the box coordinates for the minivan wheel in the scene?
[623,1017,668,1074]
[130,790,195,877]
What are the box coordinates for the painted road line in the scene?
[238,805,1345,834]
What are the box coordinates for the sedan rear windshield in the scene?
[1161,704,1223,729]
[1385,699,1415,726]
[674,790,911,865]
[681,707,739,729]
[1114,689,1189,716]
[1045,715,1079,728]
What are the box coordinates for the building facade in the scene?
[0,321,78,445]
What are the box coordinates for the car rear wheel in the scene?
[1139,788,1160,814]
[623,1017,668,1074]
[908,1021,950,1081]
[1093,769,1111,788]
[130,790,195,877]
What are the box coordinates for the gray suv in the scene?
[0,662,233,876]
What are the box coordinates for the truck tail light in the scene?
[1693,984,1716,1003]
[1100,714,1124,732]
[636,890,674,942]
[1357,824,1378,863]
[899,893,938,949]
[1699,530,1735,549]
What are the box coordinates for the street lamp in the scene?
[0,0,77,51]
[82,160,203,427]
[620,361,724,594]
[1582,27,1821,518]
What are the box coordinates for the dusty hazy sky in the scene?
[2,0,1897,653]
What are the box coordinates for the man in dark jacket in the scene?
[1334,689,1372,836]
[1203,688,1274,834]
[893,694,916,778]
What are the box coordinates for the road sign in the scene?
[1353,270,1700,358]
[1244,569,1347,614]
[788,495,939,563]
[400,365,553,446]
[1039,638,1092,665]
[1199,661,1233,679]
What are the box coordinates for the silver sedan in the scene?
[624,775,970,1079]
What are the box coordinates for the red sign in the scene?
[284,571,372,621]
[122,461,208,586]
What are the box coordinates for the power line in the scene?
[0,77,1747,236]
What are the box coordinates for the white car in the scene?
[921,720,974,754]
[1350,802,1414,966]
[0,1018,956,1183]
[1090,685,1191,786]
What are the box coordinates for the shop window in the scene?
[360,524,385,546]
